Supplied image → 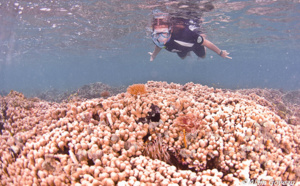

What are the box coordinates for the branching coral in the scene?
[1,81,299,185]
[236,88,300,125]
[127,84,147,96]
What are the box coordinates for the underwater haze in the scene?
[0,0,300,95]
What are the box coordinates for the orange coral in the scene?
[127,84,147,96]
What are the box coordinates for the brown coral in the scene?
[100,91,110,98]
[127,84,147,96]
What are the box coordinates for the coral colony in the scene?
[0,81,299,185]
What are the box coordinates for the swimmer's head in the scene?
[151,12,171,48]
[151,11,172,48]
[152,12,170,29]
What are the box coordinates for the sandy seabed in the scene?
[0,81,299,186]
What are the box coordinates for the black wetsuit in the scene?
[164,21,205,59]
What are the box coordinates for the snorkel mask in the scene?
[151,28,171,48]
[151,11,171,48]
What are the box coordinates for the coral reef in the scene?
[143,135,170,164]
[137,103,160,124]
[174,113,204,133]
[0,81,299,185]
[100,91,111,98]
[76,82,125,100]
[127,84,147,96]
[234,88,300,125]
[26,82,126,102]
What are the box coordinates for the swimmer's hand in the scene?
[149,46,161,61]
[148,52,154,61]
[220,50,232,59]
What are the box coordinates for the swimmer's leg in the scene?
[177,51,189,59]
[193,44,206,59]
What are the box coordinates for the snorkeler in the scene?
[149,12,232,61]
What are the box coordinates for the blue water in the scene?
[0,0,299,95]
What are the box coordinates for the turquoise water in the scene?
[0,0,299,95]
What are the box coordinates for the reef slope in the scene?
[0,81,299,185]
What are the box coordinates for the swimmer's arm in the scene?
[202,39,232,59]
[148,45,162,61]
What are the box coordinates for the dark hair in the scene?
[152,13,170,28]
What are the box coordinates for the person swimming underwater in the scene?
[149,12,232,61]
